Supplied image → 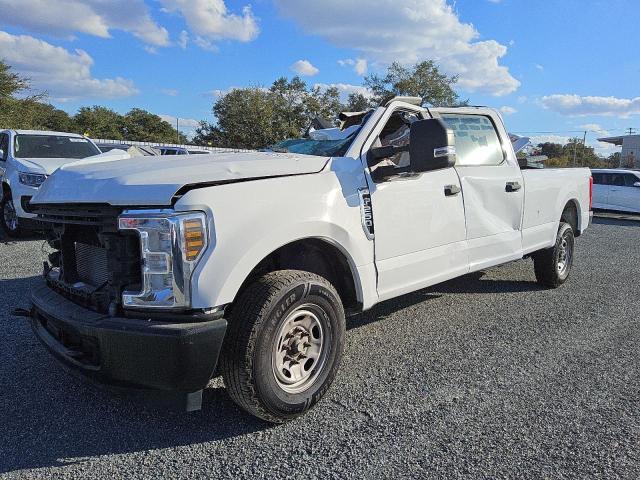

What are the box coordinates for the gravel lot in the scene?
[1,217,638,479]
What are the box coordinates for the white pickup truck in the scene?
[24,97,593,422]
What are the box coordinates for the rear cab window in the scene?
[441,114,505,166]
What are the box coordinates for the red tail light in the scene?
[589,176,593,211]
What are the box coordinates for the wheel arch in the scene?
[561,198,580,237]
[229,237,363,314]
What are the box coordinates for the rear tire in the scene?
[221,270,345,423]
[533,222,575,288]
[1,190,22,238]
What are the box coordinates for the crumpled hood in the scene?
[12,157,83,175]
[31,151,329,206]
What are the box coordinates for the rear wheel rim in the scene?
[3,199,17,232]
[557,232,573,275]
[272,305,328,394]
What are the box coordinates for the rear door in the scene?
[591,172,611,209]
[441,112,524,271]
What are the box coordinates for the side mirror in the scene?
[409,118,456,172]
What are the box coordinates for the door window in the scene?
[592,173,605,184]
[370,110,420,174]
[623,174,639,187]
[441,114,504,166]
[609,174,626,186]
[0,134,8,161]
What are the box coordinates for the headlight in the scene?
[118,210,208,309]
[18,172,47,187]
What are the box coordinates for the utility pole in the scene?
[572,131,587,166]
[176,117,180,145]
[580,130,587,167]
[626,127,636,136]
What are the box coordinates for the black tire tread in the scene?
[220,269,342,423]
[533,222,573,288]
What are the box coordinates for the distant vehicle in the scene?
[157,146,211,155]
[0,129,101,236]
[96,143,160,156]
[591,168,640,213]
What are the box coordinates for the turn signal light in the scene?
[183,218,205,261]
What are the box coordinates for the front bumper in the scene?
[30,280,227,395]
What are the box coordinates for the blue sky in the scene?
[0,0,638,154]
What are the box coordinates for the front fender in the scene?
[174,166,376,310]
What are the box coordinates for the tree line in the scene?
[0,58,623,166]
[0,61,186,144]
[536,140,619,169]
[194,60,464,149]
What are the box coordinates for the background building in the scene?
[598,134,640,168]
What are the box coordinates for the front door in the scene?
[608,172,640,212]
[441,112,524,271]
[362,106,468,302]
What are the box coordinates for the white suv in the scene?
[591,169,640,214]
[0,130,101,236]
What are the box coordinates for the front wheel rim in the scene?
[3,199,17,232]
[272,305,329,394]
[557,233,573,275]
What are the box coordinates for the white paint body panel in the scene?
[28,105,592,313]
[32,151,329,206]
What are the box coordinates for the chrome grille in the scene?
[74,242,109,287]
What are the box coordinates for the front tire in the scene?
[221,270,345,423]
[1,191,22,238]
[533,222,575,288]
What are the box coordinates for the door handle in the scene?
[444,184,461,196]
[505,181,522,192]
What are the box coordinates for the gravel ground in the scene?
[1,217,638,479]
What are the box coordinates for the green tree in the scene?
[195,78,350,149]
[197,87,289,149]
[364,60,463,107]
[0,60,28,99]
[20,101,75,131]
[123,108,186,143]
[74,106,124,139]
[345,93,373,112]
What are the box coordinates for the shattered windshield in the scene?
[269,129,360,157]
[267,110,372,157]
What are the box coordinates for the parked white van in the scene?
[0,130,101,236]
[591,169,640,214]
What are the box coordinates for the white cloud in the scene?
[579,123,609,135]
[517,96,527,104]
[314,83,373,103]
[530,135,571,146]
[161,89,179,96]
[0,31,138,101]
[159,0,259,47]
[178,30,189,49]
[291,59,319,76]
[499,106,517,115]
[274,0,519,96]
[541,94,640,117]
[338,58,368,76]
[160,114,201,139]
[193,36,219,52]
[535,63,544,71]
[0,0,169,46]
